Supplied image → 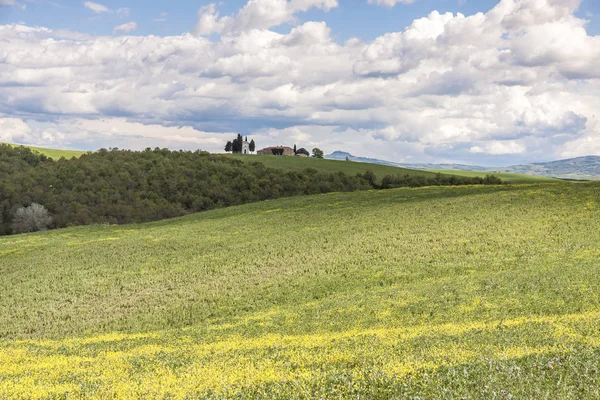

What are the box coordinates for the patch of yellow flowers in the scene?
[1,311,599,398]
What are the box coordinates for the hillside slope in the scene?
[427,169,559,184]
[2,142,86,159]
[231,154,489,183]
[324,151,557,183]
[326,151,600,181]
[1,183,599,398]
[499,155,600,180]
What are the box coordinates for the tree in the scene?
[296,148,309,156]
[12,203,52,234]
[361,170,377,187]
[225,141,233,152]
[345,156,350,161]
[293,144,297,154]
[249,139,255,153]
[232,134,243,153]
[312,148,324,158]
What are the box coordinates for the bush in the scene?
[12,203,52,234]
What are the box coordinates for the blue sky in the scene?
[1,0,599,166]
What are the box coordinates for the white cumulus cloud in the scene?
[193,0,338,35]
[113,22,137,34]
[83,1,111,13]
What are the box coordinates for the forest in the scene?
[0,144,501,235]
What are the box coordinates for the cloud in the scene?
[116,8,130,18]
[113,22,137,34]
[83,1,110,14]
[0,0,599,165]
[367,0,415,7]
[0,117,31,143]
[193,0,338,36]
[0,117,233,151]
[0,0,26,9]
[471,140,526,155]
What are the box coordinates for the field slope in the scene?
[427,169,559,183]
[232,154,446,182]
[2,142,86,159]
[1,183,600,398]
[232,154,554,184]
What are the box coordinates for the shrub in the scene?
[12,203,52,234]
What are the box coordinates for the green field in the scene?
[232,154,446,182]
[232,155,554,184]
[2,182,600,398]
[427,169,559,184]
[2,142,86,159]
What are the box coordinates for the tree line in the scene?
[0,144,502,235]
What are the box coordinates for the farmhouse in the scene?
[257,146,295,156]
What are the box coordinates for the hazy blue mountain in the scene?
[499,156,600,180]
[325,151,600,180]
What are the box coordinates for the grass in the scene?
[1,181,600,398]
[231,154,445,182]
[427,169,559,184]
[2,142,86,159]
[232,155,553,184]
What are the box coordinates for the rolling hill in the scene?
[1,143,552,184]
[230,154,552,184]
[427,169,559,184]
[498,156,600,180]
[230,153,444,183]
[2,142,86,159]
[2,182,599,398]
[326,151,599,180]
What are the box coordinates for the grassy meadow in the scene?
[1,143,86,159]
[231,154,446,183]
[1,182,600,398]
[427,169,559,184]
[232,154,557,184]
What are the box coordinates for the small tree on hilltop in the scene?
[232,134,243,153]
[12,203,52,234]
[296,148,309,156]
[225,141,233,152]
[249,139,255,153]
[312,148,324,158]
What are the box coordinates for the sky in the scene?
[0,0,599,166]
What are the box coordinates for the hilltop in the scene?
[1,142,86,159]
[1,182,599,398]
[230,153,445,183]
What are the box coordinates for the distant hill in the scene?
[498,156,600,180]
[326,151,600,180]
[325,151,488,171]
